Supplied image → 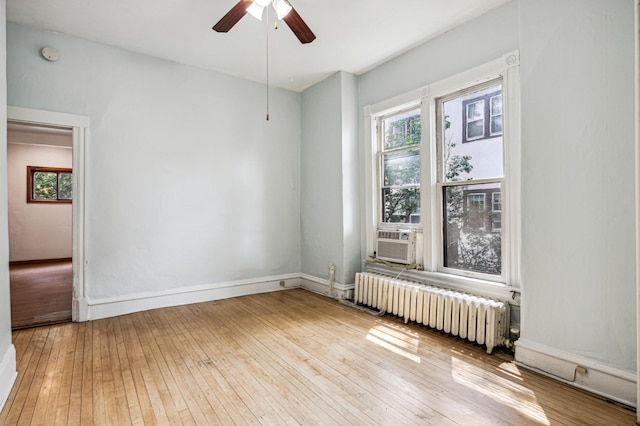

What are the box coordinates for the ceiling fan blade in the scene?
[213,0,253,33]
[283,6,316,44]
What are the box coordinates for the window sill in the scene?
[364,262,520,304]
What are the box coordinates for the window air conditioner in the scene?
[376,230,416,264]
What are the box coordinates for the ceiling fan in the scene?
[213,0,316,44]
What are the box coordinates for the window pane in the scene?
[492,192,501,211]
[34,171,58,200]
[443,83,503,182]
[466,120,484,140]
[383,149,420,187]
[443,182,501,275]
[382,108,421,150]
[490,116,503,135]
[382,187,420,224]
[466,100,484,121]
[490,95,502,115]
[58,173,72,200]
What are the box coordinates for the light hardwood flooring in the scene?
[0,289,634,425]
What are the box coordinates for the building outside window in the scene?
[462,90,503,143]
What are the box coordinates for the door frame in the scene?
[8,106,89,322]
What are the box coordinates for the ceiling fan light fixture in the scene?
[247,2,265,20]
[272,0,292,20]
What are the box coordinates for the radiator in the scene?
[355,272,509,354]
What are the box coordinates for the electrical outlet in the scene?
[279,280,285,287]
[575,366,588,375]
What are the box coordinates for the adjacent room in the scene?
[0,0,637,424]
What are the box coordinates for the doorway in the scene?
[7,106,89,325]
[7,121,73,328]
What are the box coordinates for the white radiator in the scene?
[355,272,509,354]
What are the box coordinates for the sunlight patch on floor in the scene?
[366,324,421,363]
[451,357,550,425]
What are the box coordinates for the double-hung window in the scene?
[366,52,520,290]
[378,107,422,225]
[438,80,504,277]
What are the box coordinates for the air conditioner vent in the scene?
[376,230,416,264]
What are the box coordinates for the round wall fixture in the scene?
[41,47,59,62]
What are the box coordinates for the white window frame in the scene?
[376,105,423,230]
[364,51,521,297]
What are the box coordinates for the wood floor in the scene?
[0,289,634,425]
[9,260,72,329]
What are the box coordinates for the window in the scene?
[378,108,421,225]
[439,81,503,276]
[462,90,502,143]
[489,95,503,136]
[491,192,502,232]
[27,166,72,203]
[366,51,520,288]
[464,192,487,230]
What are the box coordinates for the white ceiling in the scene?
[7,0,509,92]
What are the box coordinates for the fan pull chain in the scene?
[265,8,270,121]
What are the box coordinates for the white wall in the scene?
[0,0,19,412]
[301,73,344,282]
[340,73,361,284]
[518,0,635,374]
[7,22,302,301]
[358,1,519,108]
[300,71,360,290]
[7,142,72,261]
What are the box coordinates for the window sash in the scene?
[439,179,504,278]
[377,107,422,227]
[492,192,502,212]
[489,95,503,136]
[436,83,505,281]
[465,100,485,141]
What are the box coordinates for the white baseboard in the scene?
[0,344,17,413]
[86,275,302,320]
[515,338,636,407]
[300,274,354,300]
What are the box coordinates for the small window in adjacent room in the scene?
[27,166,72,203]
